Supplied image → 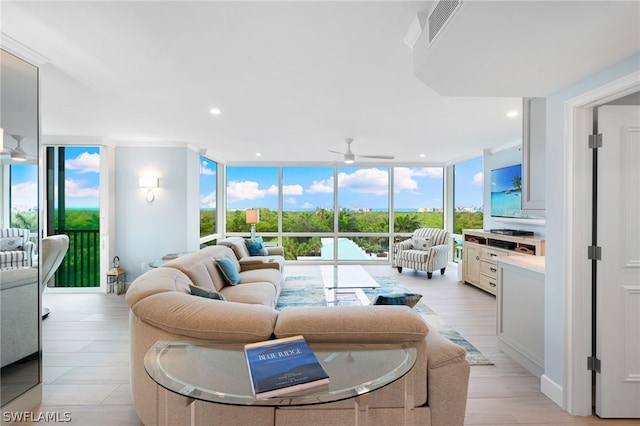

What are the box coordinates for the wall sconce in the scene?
[245,209,259,239]
[139,177,159,202]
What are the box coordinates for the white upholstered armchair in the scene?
[396,228,450,279]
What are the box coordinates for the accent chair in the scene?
[396,228,450,279]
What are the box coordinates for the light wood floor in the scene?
[16,263,638,425]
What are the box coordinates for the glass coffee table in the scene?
[144,340,417,426]
[320,265,380,306]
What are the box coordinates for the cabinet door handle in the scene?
[490,267,497,273]
[490,253,497,257]
[490,282,496,287]
[476,256,480,260]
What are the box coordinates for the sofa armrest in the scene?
[425,331,470,426]
[239,258,281,271]
[396,239,413,251]
[264,246,284,256]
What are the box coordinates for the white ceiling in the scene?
[1,1,638,166]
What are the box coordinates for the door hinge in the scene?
[588,245,602,260]
[588,356,601,373]
[588,133,603,149]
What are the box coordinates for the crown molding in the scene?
[0,32,50,66]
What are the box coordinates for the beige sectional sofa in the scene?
[126,245,470,426]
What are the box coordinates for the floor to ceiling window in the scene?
[453,157,484,233]
[393,166,444,234]
[199,156,218,241]
[226,166,278,235]
[223,162,474,263]
[46,146,101,287]
[453,156,484,261]
[281,166,334,260]
[9,163,38,247]
[336,166,390,260]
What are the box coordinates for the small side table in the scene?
[106,268,126,294]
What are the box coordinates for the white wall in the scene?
[544,53,640,392]
[115,146,200,281]
[483,145,546,236]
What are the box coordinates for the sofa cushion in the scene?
[162,246,236,292]
[411,236,432,251]
[189,284,226,300]
[245,237,269,256]
[216,257,241,285]
[0,237,23,251]
[220,282,278,307]
[238,268,282,288]
[373,292,422,308]
[275,306,429,343]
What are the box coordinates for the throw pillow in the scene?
[215,257,241,285]
[0,237,22,252]
[189,284,226,301]
[411,236,432,251]
[245,237,266,256]
[373,292,423,308]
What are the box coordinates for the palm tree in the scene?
[512,175,522,190]
[394,213,421,233]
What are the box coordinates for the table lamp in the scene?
[245,209,259,239]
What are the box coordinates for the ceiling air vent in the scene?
[428,0,462,44]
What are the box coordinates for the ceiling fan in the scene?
[328,138,395,164]
[1,134,36,162]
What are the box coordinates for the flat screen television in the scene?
[490,163,526,218]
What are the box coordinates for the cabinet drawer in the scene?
[481,247,508,262]
[479,274,497,295]
[480,260,499,278]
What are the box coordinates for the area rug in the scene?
[277,275,493,365]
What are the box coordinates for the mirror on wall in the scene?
[0,49,40,407]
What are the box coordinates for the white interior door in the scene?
[596,105,640,418]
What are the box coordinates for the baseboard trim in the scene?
[541,374,563,409]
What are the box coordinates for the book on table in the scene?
[244,335,329,400]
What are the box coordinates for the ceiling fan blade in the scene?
[358,154,395,160]
[328,150,344,155]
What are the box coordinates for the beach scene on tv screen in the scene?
[491,164,525,218]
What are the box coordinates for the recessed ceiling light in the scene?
[255,153,262,157]
[419,154,426,158]
[209,108,221,116]
[506,110,519,118]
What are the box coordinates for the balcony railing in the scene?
[53,229,100,287]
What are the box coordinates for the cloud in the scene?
[338,168,388,195]
[200,161,216,176]
[473,172,484,185]
[394,167,443,193]
[65,152,100,174]
[226,180,266,203]
[308,178,334,193]
[282,184,303,195]
[65,178,99,198]
[301,202,314,209]
[11,182,38,207]
[285,197,297,205]
[266,185,279,195]
[200,192,216,208]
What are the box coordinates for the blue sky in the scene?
[10,164,38,211]
[220,158,484,211]
[60,147,100,208]
[11,146,100,210]
[11,150,483,212]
